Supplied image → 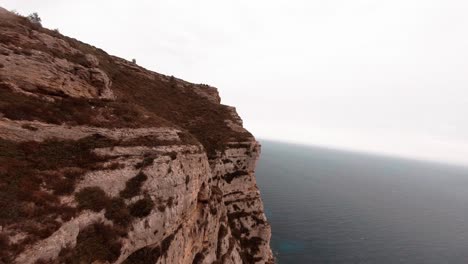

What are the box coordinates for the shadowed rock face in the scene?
[0,7,273,264]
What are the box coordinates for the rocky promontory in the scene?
[0,8,273,264]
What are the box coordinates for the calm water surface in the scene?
[255,140,468,264]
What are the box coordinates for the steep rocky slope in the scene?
[0,8,273,264]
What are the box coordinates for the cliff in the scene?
[0,8,273,264]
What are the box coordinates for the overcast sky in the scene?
[2,0,468,166]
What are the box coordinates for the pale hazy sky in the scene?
[2,0,468,166]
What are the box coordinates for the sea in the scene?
[255,140,468,264]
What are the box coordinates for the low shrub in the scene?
[0,233,9,249]
[0,138,78,229]
[122,246,161,264]
[26,12,41,25]
[120,172,148,199]
[105,198,131,227]
[51,178,75,195]
[129,196,154,218]
[157,204,166,212]
[0,233,10,262]
[0,86,165,129]
[75,187,109,212]
[57,223,122,264]
[18,134,113,171]
[24,219,61,239]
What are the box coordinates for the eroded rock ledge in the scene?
[0,7,273,264]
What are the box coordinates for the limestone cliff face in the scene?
[0,8,273,264]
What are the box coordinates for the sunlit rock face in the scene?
[0,7,273,264]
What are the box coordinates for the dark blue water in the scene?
[255,140,468,264]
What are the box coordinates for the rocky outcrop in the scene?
[0,7,273,264]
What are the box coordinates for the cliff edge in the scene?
[0,8,273,264]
